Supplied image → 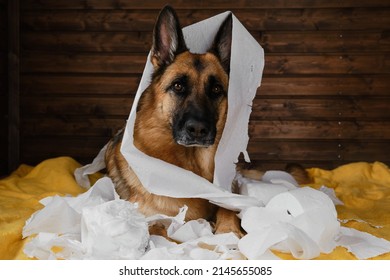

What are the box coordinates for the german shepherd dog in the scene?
[105,6,308,238]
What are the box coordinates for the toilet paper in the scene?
[23,172,390,260]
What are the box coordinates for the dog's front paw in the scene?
[214,223,245,239]
[214,207,245,238]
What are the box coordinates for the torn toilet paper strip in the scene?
[74,143,107,189]
[336,227,390,259]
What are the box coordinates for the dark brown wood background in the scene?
[0,0,7,175]
[1,0,390,175]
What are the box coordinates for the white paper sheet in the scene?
[336,227,390,259]
[74,144,107,188]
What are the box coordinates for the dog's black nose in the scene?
[185,119,209,139]
[173,113,216,147]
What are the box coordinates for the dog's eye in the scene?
[172,82,185,93]
[211,85,223,95]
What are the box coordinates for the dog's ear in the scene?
[151,5,187,68]
[210,14,233,74]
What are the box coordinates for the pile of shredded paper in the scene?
[22,171,390,260]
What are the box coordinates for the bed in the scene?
[1,156,389,260]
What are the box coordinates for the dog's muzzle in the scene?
[175,118,216,147]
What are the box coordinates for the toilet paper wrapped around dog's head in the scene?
[120,7,264,209]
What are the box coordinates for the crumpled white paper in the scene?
[25,11,390,260]
[74,143,107,188]
[143,205,243,260]
[23,178,149,260]
[23,171,390,260]
[22,183,243,260]
[236,173,390,259]
[237,174,340,259]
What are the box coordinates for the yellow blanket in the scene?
[0,157,389,259]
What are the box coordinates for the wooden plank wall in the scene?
[14,0,390,173]
[0,0,8,176]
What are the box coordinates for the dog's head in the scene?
[144,5,232,148]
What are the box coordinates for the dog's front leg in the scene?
[214,207,245,238]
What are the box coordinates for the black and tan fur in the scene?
[105,6,309,238]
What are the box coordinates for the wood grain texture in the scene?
[21,0,390,10]
[20,8,390,32]
[251,97,390,120]
[247,140,390,162]
[9,0,390,171]
[20,74,141,96]
[20,31,390,54]
[7,0,20,175]
[0,0,6,175]
[258,75,390,96]
[20,52,390,75]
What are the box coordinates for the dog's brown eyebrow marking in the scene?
[193,57,205,72]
